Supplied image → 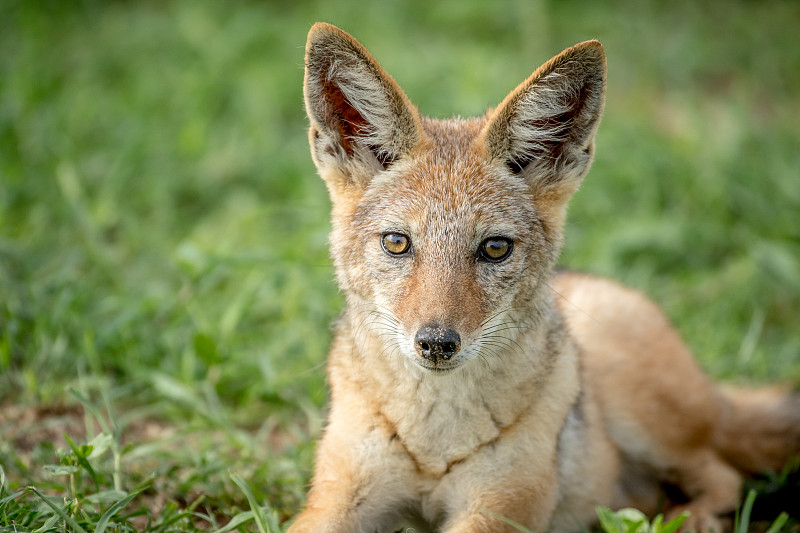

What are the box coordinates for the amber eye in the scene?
[479,237,513,262]
[381,233,411,256]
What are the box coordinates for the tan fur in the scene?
[290,23,800,533]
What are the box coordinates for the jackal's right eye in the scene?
[381,233,411,256]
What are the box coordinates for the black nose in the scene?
[414,325,461,363]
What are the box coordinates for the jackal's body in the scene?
[290,23,800,533]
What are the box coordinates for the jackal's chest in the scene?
[382,383,508,478]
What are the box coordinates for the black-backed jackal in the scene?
[290,23,800,533]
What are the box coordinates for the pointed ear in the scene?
[304,23,424,194]
[480,41,606,200]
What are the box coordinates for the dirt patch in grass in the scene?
[0,403,174,465]
[1,403,85,459]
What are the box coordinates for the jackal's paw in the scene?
[668,505,726,533]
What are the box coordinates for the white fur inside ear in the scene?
[507,70,579,168]
[483,43,606,186]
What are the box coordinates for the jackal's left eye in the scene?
[478,237,513,262]
[381,232,411,256]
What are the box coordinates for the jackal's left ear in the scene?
[480,41,606,200]
[304,23,424,195]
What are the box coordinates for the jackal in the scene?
[289,22,800,533]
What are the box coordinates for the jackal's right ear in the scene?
[304,23,424,195]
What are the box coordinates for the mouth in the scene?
[413,359,461,374]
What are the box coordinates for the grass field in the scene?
[1,0,799,531]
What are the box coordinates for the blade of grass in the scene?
[28,486,89,533]
[33,513,61,533]
[209,510,257,533]
[152,508,199,533]
[94,489,142,533]
[765,512,789,533]
[230,471,271,533]
[68,388,114,436]
[68,387,125,492]
[735,489,757,533]
[596,506,625,533]
[657,512,689,533]
[64,433,100,490]
[0,488,29,507]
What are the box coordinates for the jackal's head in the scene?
[304,23,605,373]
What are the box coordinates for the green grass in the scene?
[1,0,798,531]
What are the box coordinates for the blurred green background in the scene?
[1,0,799,529]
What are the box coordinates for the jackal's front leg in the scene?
[288,422,417,533]
[439,461,560,533]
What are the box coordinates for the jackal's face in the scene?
[304,24,605,373]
